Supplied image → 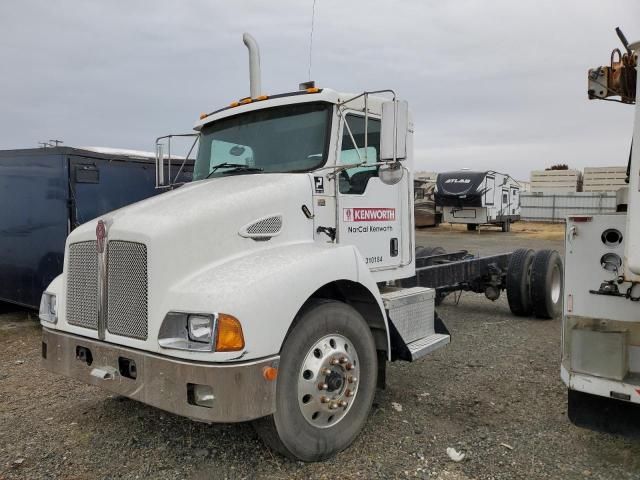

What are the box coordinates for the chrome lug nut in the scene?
[329,402,338,410]
[321,368,332,375]
[339,400,348,407]
[318,382,328,390]
[345,389,354,397]
[330,358,340,366]
[346,362,354,370]
[339,356,348,364]
[348,376,357,384]
[320,396,330,404]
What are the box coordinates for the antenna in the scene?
[49,139,63,147]
[308,0,317,81]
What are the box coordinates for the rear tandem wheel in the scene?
[506,248,535,316]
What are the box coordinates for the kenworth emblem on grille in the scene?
[96,220,106,253]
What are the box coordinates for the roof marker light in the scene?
[239,97,253,105]
[199,113,208,120]
[306,87,320,93]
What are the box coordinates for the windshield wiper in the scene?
[221,166,264,175]
[206,163,263,178]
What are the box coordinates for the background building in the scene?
[583,166,627,192]
[530,169,583,193]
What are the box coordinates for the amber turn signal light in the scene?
[263,366,278,381]
[215,314,245,352]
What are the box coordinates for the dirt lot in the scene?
[2,223,640,479]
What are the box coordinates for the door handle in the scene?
[390,238,398,257]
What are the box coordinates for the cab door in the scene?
[336,113,409,273]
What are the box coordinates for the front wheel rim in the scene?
[297,334,360,429]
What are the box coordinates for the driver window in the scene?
[339,114,380,194]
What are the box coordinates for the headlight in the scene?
[39,292,57,324]
[188,315,214,343]
[158,312,244,352]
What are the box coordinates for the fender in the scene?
[164,241,390,362]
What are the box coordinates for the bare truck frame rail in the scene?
[404,248,562,320]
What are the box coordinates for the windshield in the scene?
[193,102,332,180]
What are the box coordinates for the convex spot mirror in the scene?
[380,100,409,161]
[379,162,404,185]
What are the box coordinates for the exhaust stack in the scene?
[242,33,262,99]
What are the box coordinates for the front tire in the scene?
[253,300,377,461]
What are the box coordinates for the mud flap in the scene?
[568,389,640,438]
[434,311,450,336]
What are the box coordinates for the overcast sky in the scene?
[1,0,639,180]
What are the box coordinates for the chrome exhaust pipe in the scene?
[242,33,262,99]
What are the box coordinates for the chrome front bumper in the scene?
[41,328,279,423]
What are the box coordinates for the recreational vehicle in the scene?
[435,170,521,231]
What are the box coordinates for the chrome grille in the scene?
[106,241,148,340]
[66,241,98,330]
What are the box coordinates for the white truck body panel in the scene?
[563,214,640,398]
[626,73,640,275]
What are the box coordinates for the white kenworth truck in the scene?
[563,28,640,432]
[39,34,562,461]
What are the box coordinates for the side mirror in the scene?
[379,162,404,185]
[380,100,409,161]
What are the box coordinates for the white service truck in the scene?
[39,34,562,461]
[563,28,640,431]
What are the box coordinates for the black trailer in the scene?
[0,147,191,309]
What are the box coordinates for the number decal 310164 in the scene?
[365,256,383,264]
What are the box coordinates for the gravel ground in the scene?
[2,224,640,479]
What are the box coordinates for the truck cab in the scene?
[39,35,449,462]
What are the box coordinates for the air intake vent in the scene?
[239,214,283,240]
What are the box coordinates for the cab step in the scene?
[381,286,450,362]
[406,333,450,361]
